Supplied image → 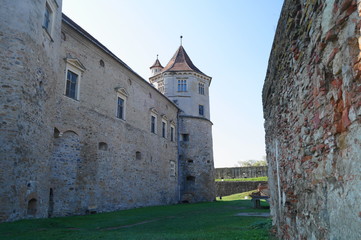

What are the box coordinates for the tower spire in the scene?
[180,35,183,46]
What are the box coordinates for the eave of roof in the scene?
[61,13,179,110]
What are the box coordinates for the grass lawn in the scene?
[0,193,275,240]
[215,176,268,182]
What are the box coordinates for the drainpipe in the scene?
[177,109,181,202]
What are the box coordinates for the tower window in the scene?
[158,80,165,93]
[65,70,78,99]
[198,82,205,95]
[43,3,53,34]
[199,105,204,116]
[177,79,187,92]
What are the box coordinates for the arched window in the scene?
[136,151,141,160]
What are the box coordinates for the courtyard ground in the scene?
[0,191,275,240]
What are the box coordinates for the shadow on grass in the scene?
[0,194,276,240]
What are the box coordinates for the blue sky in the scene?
[63,0,284,168]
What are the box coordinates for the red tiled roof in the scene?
[162,46,205,75]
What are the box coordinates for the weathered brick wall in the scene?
[215,181,267,197]
[263,0,361,239]
[215,166,268,179]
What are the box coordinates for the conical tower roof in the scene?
[162,46,205,75]
[150,58,163,69]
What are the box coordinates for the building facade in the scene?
[0,0,215,222]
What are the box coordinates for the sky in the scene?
[62,0,284,168]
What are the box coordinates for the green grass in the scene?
[0,195,275,240]
[215,176,268,182]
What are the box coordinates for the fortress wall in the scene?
[215,181,267,197]
[179,117,215,203]
[215,166,268,179]
[263,0,361,239]
[0,0,63,222]
[48,22,180,216]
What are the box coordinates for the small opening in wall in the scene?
[149,93,152,98]
[182,134,189,142]
[48,188,54,218]
[128,78,132,85]
[99,59,105,67]
[207,160,210,163]
[136,151,141,160]
[54,128,60,138]
[186,176,195,182]
[98,142,108,151]
[187,159,193,163]
[27,198,37,216]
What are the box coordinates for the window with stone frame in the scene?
[117,97,125,120]
[198,82,205,95]
[170,125,175,142]
[158,80,165,93]
[114,87,128,121]
[170,160,176,177]
[177,79,187,92]
[64,58,85,100]
[42,1,56,37]
[199,104,204,116]
[162,119,167,138]
[65,70,78,99]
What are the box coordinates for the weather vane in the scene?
[180,35,183,46]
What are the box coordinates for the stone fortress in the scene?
[0,0,215,222]
[264,0,361,239]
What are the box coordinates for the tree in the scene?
[236,157,267,167]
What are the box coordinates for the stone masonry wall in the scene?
[0,0,63,222]
[49,22,180,217]
[263,0,361,239]
[215,181,267,197]
[215,166,268,179]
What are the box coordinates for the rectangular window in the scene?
[65,70,78,99]
[199,105,204,116]
[170,126,175,142]
[170,161,176,177]
[43,3,52,33]
[177,79,187,92]
[198,82,205,95]
[162,121,166,138]
[117,97,124,120]
[158,80,165,94]
[151,115,156,133]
